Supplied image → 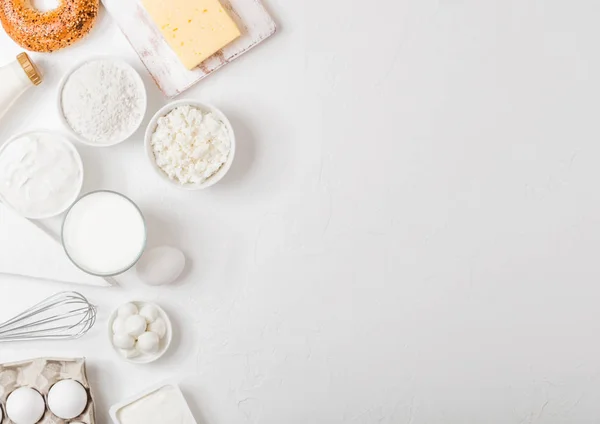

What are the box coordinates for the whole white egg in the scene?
[125,314,147,337]
[6,387,45,424]
[137,331,160,353]
[136,246,185,286]
[48,379,88,419]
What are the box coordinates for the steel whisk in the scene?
[0,291,97,342]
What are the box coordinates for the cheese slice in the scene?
[143,0,242,70]
[0,203,112,287]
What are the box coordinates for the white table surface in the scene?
[1,0,600,422]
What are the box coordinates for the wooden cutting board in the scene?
[101,0,277,98]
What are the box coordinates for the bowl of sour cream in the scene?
[0,131,83,219]
[61,190,147,277]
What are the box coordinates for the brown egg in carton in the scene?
[0,358,95,424]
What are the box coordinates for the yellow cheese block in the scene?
[143,0,241,70]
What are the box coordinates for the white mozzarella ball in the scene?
[6,387,45,424]
[137,331,160,353]
[120,348,140,359]
[113,333,135,349]
[112,316,127,334]
[48,379,88,419]
[148,318,167,339]
[139,304,159,323]
[125,314,147,337]
[118,303,138,317]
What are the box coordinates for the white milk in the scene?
[62,191,146,276]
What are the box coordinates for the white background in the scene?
[1,0,600,422]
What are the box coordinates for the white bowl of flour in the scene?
[58,58,147,147]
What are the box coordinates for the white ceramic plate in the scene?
[108,301,172,364]
[0,130,83,220]
[109,380,198,424]
[144,99,236,190]
[57,57,147,147]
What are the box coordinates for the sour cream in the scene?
[62,191,146,276]
[0,131,83,219]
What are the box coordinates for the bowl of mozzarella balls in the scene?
[144,99,236,190]
[109,301,172,364]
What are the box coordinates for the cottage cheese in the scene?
[150,106,232,185]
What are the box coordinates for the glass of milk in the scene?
[62,191,147,276]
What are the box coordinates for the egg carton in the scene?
[0,357,95,424]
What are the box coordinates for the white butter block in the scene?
[109,382,197,424]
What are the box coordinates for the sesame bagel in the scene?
[0,0,99,52]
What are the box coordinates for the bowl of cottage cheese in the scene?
[144,100,235,189]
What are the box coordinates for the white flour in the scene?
[61,59,145,145]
